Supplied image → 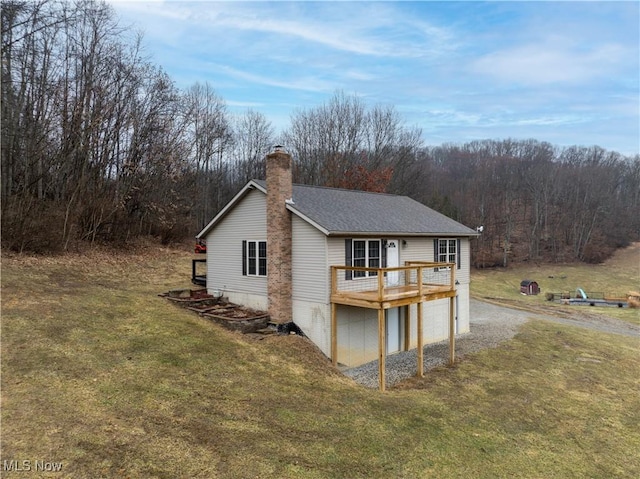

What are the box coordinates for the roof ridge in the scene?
[253,178,402,198]
[294,183,400,197]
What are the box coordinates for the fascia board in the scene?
[323,231,481,237]
[286,205,330,236]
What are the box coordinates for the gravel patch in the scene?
[343,299,529,388]
[343,297,640,389]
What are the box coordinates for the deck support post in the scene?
[403,305,410,351]
[331,302,338,367]
[330,262,458,385]
[378,308,386,392]
[416,301,424,377]
[449,296,455,366]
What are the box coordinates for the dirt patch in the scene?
[475,296,640,337]
[197,303,268,319]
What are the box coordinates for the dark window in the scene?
[435,238,459,270]
[353,240,367,277]
[248,241,256,275]
[245,240,267,277]
[351,239,382,278]
[258,241,267,276]
[368,241,380,276]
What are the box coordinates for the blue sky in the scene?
[109,1,640,156]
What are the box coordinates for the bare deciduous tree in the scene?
[230,109,274,184]
[2,3,637,261]
[283,90,422,192]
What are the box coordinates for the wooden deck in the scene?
[331,283,455,309]
[330,262,458,391]
[330,262,456,310]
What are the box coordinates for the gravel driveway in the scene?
[343,298,639,389]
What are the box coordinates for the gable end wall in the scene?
[205,188,268,307]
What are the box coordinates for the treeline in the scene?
[2,0,639,264]
[399,141,640,265]
[1,0,277,251]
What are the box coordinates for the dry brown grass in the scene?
[2,245,639,478]
[471,242,640,325]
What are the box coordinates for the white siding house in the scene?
[197,151,478,379]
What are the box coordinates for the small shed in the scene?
[520,280,540,295]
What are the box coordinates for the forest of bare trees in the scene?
[2,0,639,265]
[399,141,640,265]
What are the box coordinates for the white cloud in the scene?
[343,69,378,82]
[511,115,589,127]
[119,1,456,59]
[424,109,484,127]
[213,64,333,93]
[106,1,639,154]
[471,35,629,86]
[226,100,265,108]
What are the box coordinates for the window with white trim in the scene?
[436,238,458,270]
[243,240,267,276]
[353,239,381,278]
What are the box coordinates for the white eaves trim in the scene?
[285,204,330,236]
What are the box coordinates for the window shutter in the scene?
[457,238,461,269]
[381,240,387,268]
[345,239,352,280]
[433,238,438,262]
[242,240,247,276]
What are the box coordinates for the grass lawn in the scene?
[470,243,640,326]
[2,245,639,478]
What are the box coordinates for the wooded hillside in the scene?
[2,0,638,264]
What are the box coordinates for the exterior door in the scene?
[386,308,402,354]
[386,239,400,286]
[385,240,401,353]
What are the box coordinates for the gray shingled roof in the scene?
[254,180,477,236]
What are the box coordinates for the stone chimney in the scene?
[266,146,293,325]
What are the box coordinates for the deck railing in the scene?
[404,261,456,290]
[331,262,455,304]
